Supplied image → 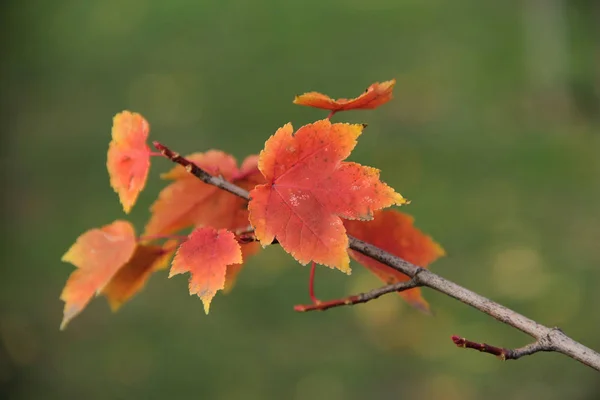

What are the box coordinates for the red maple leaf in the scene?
[107,111,151,213]
[169,227,243,313]
[345,209,445,312]
[293,80,395,112]
[248,119,406,272]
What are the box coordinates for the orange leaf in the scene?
[170,227,243,313]
[293,80,395,112]
[144,151,263,290]
[344,210,445,312]
[102,240,177,311]
[60,220,137,330]
[107,111,151,213]
[248,120,406,272]
[145,151,263,236]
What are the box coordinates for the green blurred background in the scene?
[2,1,600,399]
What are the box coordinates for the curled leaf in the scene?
[249,119,406,272]
[293,80,395,112]
[107,111,151,213]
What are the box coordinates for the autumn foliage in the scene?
[248,120,406,272]
[345,210,445,312]
[60,79,444,329]
[294,80,396,114]
[107,111,151,213]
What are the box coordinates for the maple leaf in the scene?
[102,240,177,311]
[293,80,395,112]
[169,227,243,313]
[107,111,151,213]
[60,220,137,330]
[144,151,262,289]
[344,209,445,312]
[145,151,263,236]
[60,221,178,329]
[248,119,406,272]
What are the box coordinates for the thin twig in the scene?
[294,278,420,312]
[153,141,251,200]
[153,141,600,372]
[451,334,554,361]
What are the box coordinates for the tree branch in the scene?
[451,334,553,361]
[153,141,251,200]
[153,141,600,372]
[294,277,421,312]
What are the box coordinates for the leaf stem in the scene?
[309,262,319,304]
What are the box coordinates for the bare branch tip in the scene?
[451,335,466,347]
[152,141,164,150]
[293,305,307,312]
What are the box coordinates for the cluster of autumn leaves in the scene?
[60,80,445,330]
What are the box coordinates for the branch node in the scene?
[539,327,565,351]
[412,266,427,283]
